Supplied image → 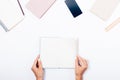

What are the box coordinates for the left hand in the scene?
[31,55,44,80]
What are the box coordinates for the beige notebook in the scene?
[40,37,78,69]
[91,0,120,21]
[0,0,24,32]
[26,0,56,18]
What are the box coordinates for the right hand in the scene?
[75,55,88,80]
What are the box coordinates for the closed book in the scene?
[0,0,24,32]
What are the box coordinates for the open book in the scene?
[40,37,78,69]
[0,0,24,32]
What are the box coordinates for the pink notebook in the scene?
[26,0,56,18]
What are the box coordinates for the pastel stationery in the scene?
[105,18,120,32]
[40,37,78,69]
[26,0,56,18]
[0,0,24,32]
[65,0,82,18]
[91,0,120,21]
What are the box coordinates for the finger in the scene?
[80,57,88,69]
[78,56,84,66]
[36,61,39,68]
[33,54,40,67]
[76,55,82,66]
[38,58,43,68]
[84,59,88,67]
[75,56,79,68]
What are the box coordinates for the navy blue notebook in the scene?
[65,0,82,18]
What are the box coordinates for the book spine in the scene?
[0,20,9,32]
[17,0,25,15]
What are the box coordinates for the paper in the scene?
[26,0,56,18]
[0,0,24,31]
[91,0,120,20]
[40,37,78,69]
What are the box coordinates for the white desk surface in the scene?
[0,0,120,80]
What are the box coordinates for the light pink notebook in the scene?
[26,0,56,18]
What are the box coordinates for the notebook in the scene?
[26,0,56,18]
[40,37,78,69]
[0,0,24,32]
[65,0,82,18]
[90,0,120,21]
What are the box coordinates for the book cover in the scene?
[26,0,56,18]
[0,0,24,32]
[40,37,78,69]
[91,0,120,21]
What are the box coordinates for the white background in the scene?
[0,0,120,80]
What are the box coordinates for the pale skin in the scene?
[31,55,88,80]
[31,55,44,80]
[75,55,88,80]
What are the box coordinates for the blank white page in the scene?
[26,0,56,18]
[40,37,78,69]
[91,0,120,21]
[0,0,24,31]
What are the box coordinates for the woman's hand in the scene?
[75,55,88,80]
[31,55,44,80]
